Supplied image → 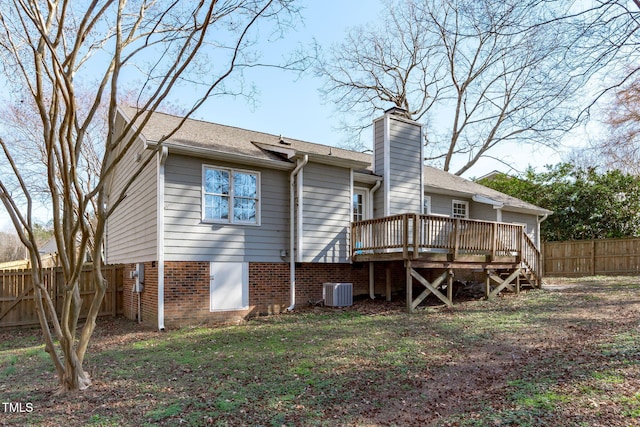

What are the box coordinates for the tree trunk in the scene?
[60,362,91,393]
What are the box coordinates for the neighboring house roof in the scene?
[120,106,551,216]
[39,237,58,254]
[474,170,504,182]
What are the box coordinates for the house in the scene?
[105,106,552,329]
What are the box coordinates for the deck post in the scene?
[447,269,453,302]
[412,214,419,259]
[403,214,409,260]
[485,270,491,298]
[453,219,461,261]
[491,222,498,262]
[406,259,413,313]
[516,226,523,263]
[386,266,392,301]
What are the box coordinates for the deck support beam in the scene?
[486,268,521,299]
[386,266,392,301]
[407,266,453,312]
[406,261,413,313]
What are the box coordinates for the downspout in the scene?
[157,146,168,330]
[368,180,381,299]
[536,213,549,249]
[288,155,308,311]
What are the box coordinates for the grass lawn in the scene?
[1,276,639,426]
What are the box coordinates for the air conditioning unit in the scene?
[323,283,353,307]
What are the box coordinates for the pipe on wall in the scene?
[288,155,308,311]
[157,146,168,330]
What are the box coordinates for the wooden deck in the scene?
[351,214,542,311]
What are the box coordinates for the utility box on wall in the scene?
[134,263,144,293]
[323,283,353,307]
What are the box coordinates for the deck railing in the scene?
[522,232,541,282]
[352,214,539,271]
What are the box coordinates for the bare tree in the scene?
[0,0,298,392]
[566,75,640,175]
[0,232,25,262]
[315,0,599,175]
[565,0,640,106]
[597,78,640,174]
[551,1,640,173]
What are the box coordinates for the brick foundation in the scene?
[122,261,373,328]
[295,262,370,303]
[122,262,158,327]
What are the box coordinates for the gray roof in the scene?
[119,106,370,167]
[120,106,550,215]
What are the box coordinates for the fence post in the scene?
[591,240,596,276]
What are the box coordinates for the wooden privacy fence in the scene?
[543,237,640,276]
[0,265,123,328]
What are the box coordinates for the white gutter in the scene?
[472,194,504,208]
[157,146,168,330]
[296,162,304,263]
[368,180,381,299]
[536,213,549,249]
[288,155,308,311]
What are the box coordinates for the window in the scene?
[203,166,260,224]
[423,195,431,215]
[452,200,468,219]
[353,189,367,222]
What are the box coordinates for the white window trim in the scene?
[202,165,261,226]
[353,187,369,222]
[451,199,469,219]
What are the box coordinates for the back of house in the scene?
[105,106,551,328]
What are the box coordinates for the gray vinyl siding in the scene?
[387,119,422,214]
[373,115,423,217]
[429,193,456,217]
[503,211,538,246]
[163,154,289,263]
[301,162,351,263]
[470,202,498,222]
[373,119,385,175]
[106,117,158,264]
